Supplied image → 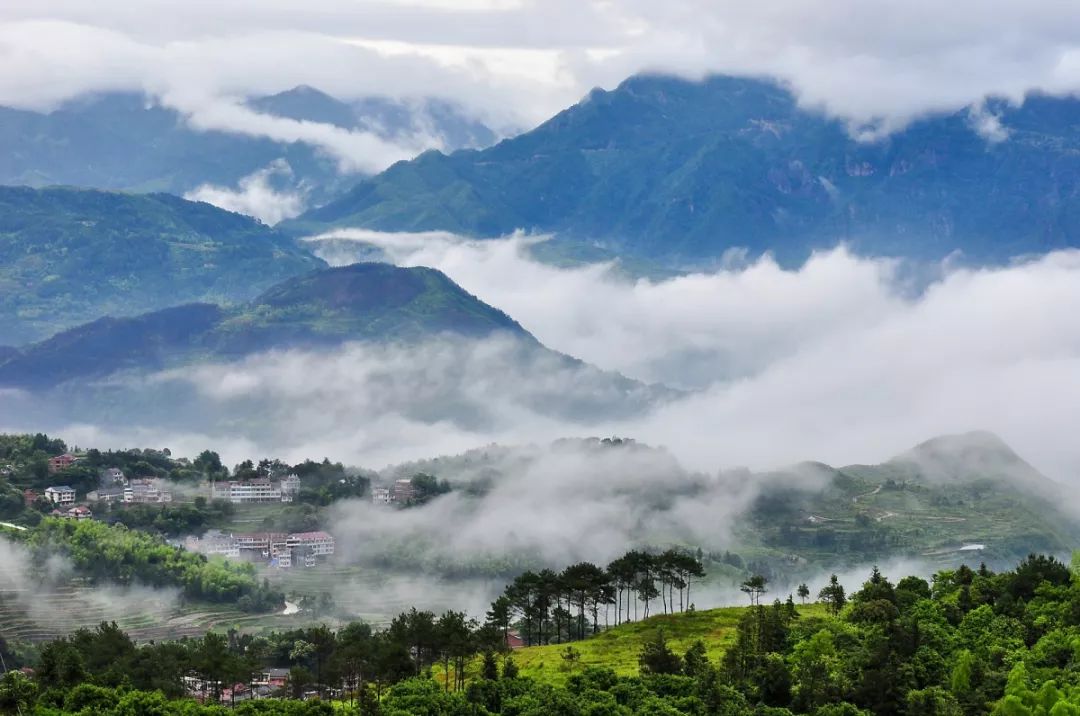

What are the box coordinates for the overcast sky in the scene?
[5,0,1080,135]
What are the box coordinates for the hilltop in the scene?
[740,431,1078,568]
[0,262,531,389]
[291,73,1080,265]
[0,186,325,344]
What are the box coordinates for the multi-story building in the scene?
[280,474,301,500]
[47,454,77,473]
[390,479,416,504]
[44,485,76,506]
[192,530,334,569]
[124,478,172,504]
[211,475,301,504]
[286,531,335,556]
[371,486,391,504]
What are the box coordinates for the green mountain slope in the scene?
[740,432,1078,568]
[0,263,531,388]
[289,74,1080,265]
[0,186,326,344]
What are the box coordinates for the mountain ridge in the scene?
[287,73,1080,265]
[0,262,532,389]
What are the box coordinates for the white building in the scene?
[286,531,335,557]
[280,474,301,500]
[44,486,76,506]
[371,486,391,505]
[211,476,301,504]
[124,479,172,504]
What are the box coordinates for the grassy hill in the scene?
[0,186,325,344]
[0,262,532,389]
[443,603,830,688]
[289,74,1080,265]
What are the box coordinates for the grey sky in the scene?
[5,0,1080,135]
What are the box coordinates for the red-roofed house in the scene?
[48,454,77,473]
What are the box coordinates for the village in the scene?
[27,452,340,570]
[27,452,438,573]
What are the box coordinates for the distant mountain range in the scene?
[288,74,1080,265]
[0,262,528,389]
[0,186,325,345]
[0,86,495,208]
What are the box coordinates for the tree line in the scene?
[5,554,1080,714]
[487,549,706,647]
[25,517,282,611]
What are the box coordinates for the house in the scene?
[47,454,77,473]
[44,486,76,506]
[91,487,126,503]
[124,478,172,504]
[22,489,37,507]
[390,479,416,504]
[102,467,126,484]
[505,630,525,650]
[187,531,241,558]
[65,506,93,521]
[280,474,302,500]
[371,486,391,505]
[260,668,290,690]
[286,531,335,557]
[271,549,292,569]
[211,476,300,504]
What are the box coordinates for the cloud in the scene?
[163,89,440,173]
[304,231,1080,481]
[967,101,1011,143]
[185,160,307,225]
[6,2,1080,137]
[5,236,1080,606]
[4,230,1080,487]
[0,537,182,639]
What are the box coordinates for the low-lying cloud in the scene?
[185,160,307,225]
[4,233,1080,484]
[0,537,182,640]
[307,231,1080,481]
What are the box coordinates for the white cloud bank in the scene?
[6,1,1080,138]
[4,233,1080,486]
[302,231,1080,481]
[185,160,307,225]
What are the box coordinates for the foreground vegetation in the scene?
[3,555,1080,714]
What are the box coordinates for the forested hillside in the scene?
[0,187,324,344]
[0,262,532,388]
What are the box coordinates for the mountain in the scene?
[743,432,1077,567]
[0,88,496,209]
[0,186,324,345]
[290,74,1080,265]
[0,263,530,389]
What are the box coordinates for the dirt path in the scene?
[852,484,882,504]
